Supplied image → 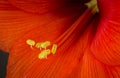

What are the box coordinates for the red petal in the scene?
[7,0,92,14]
[0,11,55,52]
[8,0,86,14]
[0,1,86,52]
[68,14,107,78]
[0,0,18,10]
[78,50,107,78]
[105,66,120,78]
[91,0,120,65]
[6,8,95,78]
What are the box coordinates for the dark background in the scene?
[0,50,9,78]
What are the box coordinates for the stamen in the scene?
[41,41,51,49]
[26,39,35,46]
[51,44,57,54]
[26,40,57,59]
[35,42,42,48]
[38,49,51,59]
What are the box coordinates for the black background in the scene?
[0,50,9,78]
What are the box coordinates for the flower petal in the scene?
[0,0,18,10]
[91,0,120,65]
[8,0,87,14]
[0,10,55,52]
[6,8,95,78]
[0,1,86,52]
[67,13,107,78]
[78,50,107,78]
[105,66,120,78]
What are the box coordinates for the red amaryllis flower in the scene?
[0,0,88,52]
[0,0,120,77]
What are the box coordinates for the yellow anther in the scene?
[38,49,51,59]
[35,42,42,48]
[26,39,35,46]
[41,41,51,48]
[51,44,57,54]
